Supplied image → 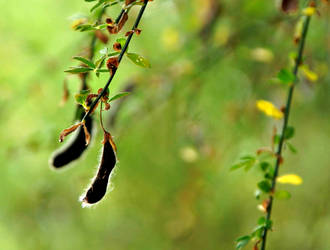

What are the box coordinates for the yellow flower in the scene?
[302,7,316,16]
[162,27,180,51]
[251,48,274,63]
[277,174,303,185]
[256,100,284,120]
[180,146,199,163]
[300,65,318,82]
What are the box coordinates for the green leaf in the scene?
[284,126,295,140]
[116,38,127,48]
[230,162,246,171]
[126,53,151,68]
[96,68,109,73]
[230,155,256,171]
[75,24,95,32]
[90,1,104,12]
[109,92,131,102]
[64,67,93,74]
[240,155,255,161]
[275,190,292,200]
[277,69,295,84]
[259,162,270,172]
[73,56,96,69]
[74,89,90,109]
[286,142,297,154]
[235,235,251,249]
[257,180,272,193]
[257,216,266,225]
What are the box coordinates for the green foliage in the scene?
[73,56,96,68]
[257,180,272,193]
[75,89,91,109]
[109,92,131,102]
[275,190,292,200]
[1,0,329,250]
[64,66,93,73]
[235,235,251,249]
[126,53,151,68]
[277,68,296,84]
[230,155,256,171]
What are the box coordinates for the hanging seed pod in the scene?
[81,131,117,205]
[117,12,128,32]
[50,108,93,169]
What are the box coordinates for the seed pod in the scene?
[81,132,117,205]
[117,12,128,32]
[106,56,119,75]
[50,108,93,168]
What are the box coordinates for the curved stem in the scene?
[260,13,312,250]
[81,0,149,122]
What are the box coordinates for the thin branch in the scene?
[260,11,313,250]
[81,0,149,122]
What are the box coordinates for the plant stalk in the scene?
[260,13,312,250]
[82,0,149,122]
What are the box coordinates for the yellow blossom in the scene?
[277,174,303,185]
[180,146,199,163]
[162,27,180,51]
[300,65,318,82]
[302,7,316,16]
[251,48,274,63]
[256,100,284,120]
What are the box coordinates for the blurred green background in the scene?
[0,0,329,249]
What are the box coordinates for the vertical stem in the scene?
[260,14,312,250]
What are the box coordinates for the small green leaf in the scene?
[235,235,251,249]
[64,67,93,74]
[230,162,246,171]
[96,68,109,73]
[73,56,96,68]
[74,89,90,109]
[257,180,272,193]
[116,38,127,48]
[75,24,94,32]
[257,216,266,225]
[230,155,256,171]
[126,53,151,68]
[284,126,295,140]
[109,92,131,102]
[240,155,255,161]
[275,190,292,200]
[277,69,295,84]
[259,162,270,171]
[286,142,297,154]
[90,1,104,12]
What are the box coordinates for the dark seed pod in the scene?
[50,108,93,169]
[81,132,117,205]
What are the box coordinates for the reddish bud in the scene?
[113,42,122,52]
